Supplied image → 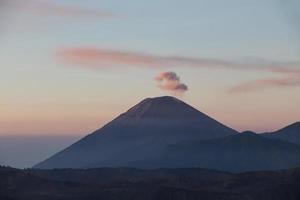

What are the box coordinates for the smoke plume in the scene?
[155,71,188,95]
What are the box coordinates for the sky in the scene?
[1,0,300,139]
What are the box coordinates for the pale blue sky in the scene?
[1,0,300,136]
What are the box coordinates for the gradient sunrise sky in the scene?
[1,0,299,136]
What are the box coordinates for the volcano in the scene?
[35,96,237,169]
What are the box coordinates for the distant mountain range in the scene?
[136,132,300,172]
[262,122,300,146]
[35,96,300,172]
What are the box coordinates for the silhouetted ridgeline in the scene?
[133,132,300,172]
[262,122,300,146]
[0,166,300,200]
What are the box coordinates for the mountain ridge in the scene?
[131,133,300,172]
[262,122,300,146]
[2,166,300,200]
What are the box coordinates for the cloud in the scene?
[230,73,300,93]
[1,0,114,19]
[155,71,188,94]
[58,48,161,68]
[57,47,300,74]
[57,47,300,93]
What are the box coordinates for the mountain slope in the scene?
[35,96,237,169]
[262,122,300,146]
[136,132,300,172]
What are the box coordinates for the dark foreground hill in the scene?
[35,96,237,169]
[0,166,300,200]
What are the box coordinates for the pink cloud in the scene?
[58,48,161,67]
[3,0,114,19]
[230,74,300,93]
[57,47,300,93]
[155,71,188,94]
[57,47,300,74]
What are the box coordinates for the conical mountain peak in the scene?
[241,131,257,136]
[142,96,183,103]
[119,96,200,121]
[34,96,238,169]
